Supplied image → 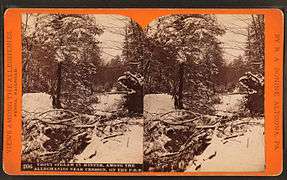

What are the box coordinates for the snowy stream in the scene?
[22,93,264,171]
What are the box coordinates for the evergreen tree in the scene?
[22,14,103,113]
[121,19,150,76]
[244,15,264,75]
[145,14,225,112]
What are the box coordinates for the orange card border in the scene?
[3,8,284,176]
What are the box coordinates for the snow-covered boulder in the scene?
[22,93,53,113]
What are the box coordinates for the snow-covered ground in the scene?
[22,93,143,164]
[22,93,124,114]
[186,94,265,172]
[214,93,245,116]
[144,93,265,172]
[74,124,143,164]
[144,94,174,115]
[77,93,143,164]
[186,121,264,172]
[22,93,53,113]
[91,94,124,113]
[23,93,265,171]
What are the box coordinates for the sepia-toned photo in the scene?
[21,13,265,172]
[143,14,265,172]
[21,14,144,171]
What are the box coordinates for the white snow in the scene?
[91,94,124,113]
[23,92,265,171]
[74,123,143,164]
[186,94,265,172]
[76,93,143,164]
[186,122,265,172]
[22,93,53,113]
[214,94,245,116]
[118,71,144,86]
[144,94,175,115]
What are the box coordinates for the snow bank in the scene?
[186,123,265,172]
[185,93,264,172]
[22,93,53,113]
[74,124,143,164]
[144,94,175,115]
[91,94,124,113]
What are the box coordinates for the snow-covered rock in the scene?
[239,72,264,94]
[22,93,53,113]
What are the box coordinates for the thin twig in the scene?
[101,133,124,140]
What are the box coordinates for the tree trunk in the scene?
[55,61,62,108]
[175,63,184,109]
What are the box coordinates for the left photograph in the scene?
[21,13,144,171]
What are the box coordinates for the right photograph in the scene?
[143,14,265,172]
